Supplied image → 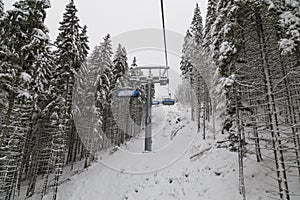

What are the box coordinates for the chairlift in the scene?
[129,77,140,85]
[159,77,169,86]
[161,97,175,105]
[116,88,139,98]
[152,100,160,105]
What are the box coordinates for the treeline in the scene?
[179,1,300,200]
[0,0,146,200]
[178,3,214,140]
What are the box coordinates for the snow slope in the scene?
[30,104,299,200]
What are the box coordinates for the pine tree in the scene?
[180,30,193,76]
[204,1,246,198]
[67,25,89,170]
[101,44,129,146]
[95,34,114,148]
[0,0,7,131]
[127,57,146,140]
[109,45,132,145]
[25,48,54,198]
[78,25,90,64]
[181,4,212,135]
[88,45,101,71]
[204,0,217,51]
[274,0,300,55]
[190,3,203,45]
[51,0,88,199]
[205,1,300,199]
[131,57,137,68]
[0,0,51,198]
[113,44,128,85]
[0,0,4,17]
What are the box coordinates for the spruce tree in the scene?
[0,0,51,198]
[95,34,114,147]
[113,44,128,85]
[131,57,137,68]
[52,0,89,199]
[0,0,7,130]
[205,1,300,199]
[181,4,211,131]
[129,57,146,139]
[180,30,193,76]
[95,34,113,115]
[0,0,4,17]
[274,0,300,54]
[78,25,90,64]
[109,44,130,145]
[190,3,203,45]
[204,0,217,51]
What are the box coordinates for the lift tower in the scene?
[129,66,169,151]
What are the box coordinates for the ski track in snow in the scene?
[50,104,226,200]
[29,103,300,200]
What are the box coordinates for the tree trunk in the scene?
[255,12,290,200]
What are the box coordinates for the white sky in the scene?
[3,0,207,49]
[3,0,208,96]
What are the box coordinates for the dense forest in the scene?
[178,1,300,200]
[0,0,299,200]
[0,0,148,199]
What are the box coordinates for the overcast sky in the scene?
[3,0,208,96]
[3,0,207,48]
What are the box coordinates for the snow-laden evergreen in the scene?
[179,3,212,138]
[278,0,300,54]
[180,30,193,76]
[0,1,299,200]
[204,1,300,199]
[113,44,129,85]
[51,0,89,199]
[95,34,114,131]
[204,0,217,48]
[190,3,203,45]
[0,0,51,199]
[0,0,4,17]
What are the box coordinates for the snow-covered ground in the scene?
[26,104,300,200]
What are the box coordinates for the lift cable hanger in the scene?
[160,0,170,96]
[116,0,174,151]
[160,0,169,71]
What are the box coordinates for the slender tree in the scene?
[0,0,51,199]
[0,0,4,17]
[190,3,203,46]
[205,0,300,199]
[51,0,89,199]
[95,34,114,148]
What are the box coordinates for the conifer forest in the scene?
[0,0,299,200]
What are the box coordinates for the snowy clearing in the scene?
[22,104,299,200]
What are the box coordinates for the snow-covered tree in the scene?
[190,3,203,45]
[204,0,217,53]
[0,0,51,198]
[78,25,90,64]
[0,0,4,17]
[131,56,137,68]
[95,34,114,146]
[271,0,300,55]
[180,4,212,136]
[52,0,89,199]
[180,30,193,76]
[113,44,128,85]
[95,34,113,114]
[205,1,300,199]
[128,57,146,140]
